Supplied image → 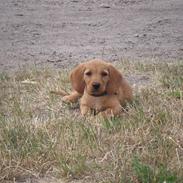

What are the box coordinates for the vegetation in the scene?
[0,60,182,182]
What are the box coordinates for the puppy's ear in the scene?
[70,63,85,94]
[106,64,123,94]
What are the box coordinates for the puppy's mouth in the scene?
[88,90,107,97]
[85,84,107,96]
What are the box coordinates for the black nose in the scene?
[92,82,100,90]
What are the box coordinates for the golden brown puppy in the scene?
[63,59,132,116]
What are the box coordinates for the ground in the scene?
[1,61,183,183]
[0,0,183,72]
[0,0,183,183]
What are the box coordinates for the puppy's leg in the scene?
[62,91,82,103]
[80,104,90,116]
[102,100,122,118]
[111,104,122,116]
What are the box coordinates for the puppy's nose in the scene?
[92,82,100,90]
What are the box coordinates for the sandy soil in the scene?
[0,0,183,72]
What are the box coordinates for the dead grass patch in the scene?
[0,60,183,182]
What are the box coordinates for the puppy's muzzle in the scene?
[92,82,100,90]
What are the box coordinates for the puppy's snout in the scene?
[92,82,100,90]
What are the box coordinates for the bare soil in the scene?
[0,0,183,72]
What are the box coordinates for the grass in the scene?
[0,60,183,182]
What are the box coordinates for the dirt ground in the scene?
[0,0,183,182]
[0,0,183,72]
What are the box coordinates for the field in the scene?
[0,60,183,183]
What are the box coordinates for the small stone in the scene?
[143,33,147,37]
[100,4,111,8]
[134,34,139,37]
[15,14,23,16]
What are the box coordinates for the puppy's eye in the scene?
[85,71,92,76]
[101,72,108,77]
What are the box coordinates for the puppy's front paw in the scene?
[101,109,115,118]
[62,95,72,103]
[101,107,122,118]
[80,105,90,116]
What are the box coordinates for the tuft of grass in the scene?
[132,157,178,183]
[0,60,183,182]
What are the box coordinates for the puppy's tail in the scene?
[50,89,69,96]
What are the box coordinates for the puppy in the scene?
[62,59,133,116]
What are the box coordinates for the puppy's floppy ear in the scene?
[70,63,85,94]
[106,64,123,94]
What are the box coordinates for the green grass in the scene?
[0,60,183,182]
[132,157,177,183]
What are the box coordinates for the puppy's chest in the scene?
[90,97,106,110]
[81,94,116,111]
[83,95,103,106]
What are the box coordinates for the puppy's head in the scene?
[70,60,122,95]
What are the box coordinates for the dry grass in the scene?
[0,60,183,183]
